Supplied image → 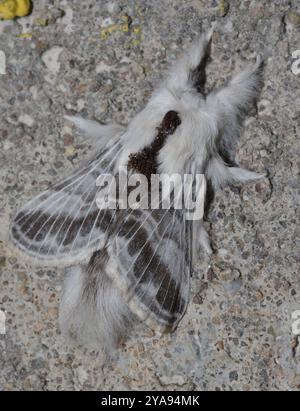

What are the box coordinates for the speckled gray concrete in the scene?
[0,0,299,391]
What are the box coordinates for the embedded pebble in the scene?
[0,310,6,335]
[287,11,300,27]
[41,46,63,74]
[18,114,34,127]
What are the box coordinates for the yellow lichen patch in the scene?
[0,0,31,20]
[100,15,131,40]
[132,26,143,47]
[218,0,229,17]
[132,39,141,47]
[135,5,143,18]
[17,32,32,38]
[99,13,143,46]
[34,17,48,26]
[133,26,141,35]
[133,6,144,46]
[100,25,118,40]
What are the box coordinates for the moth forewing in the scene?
[10,138,123,266]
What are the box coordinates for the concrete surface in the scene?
[0,0,299,391]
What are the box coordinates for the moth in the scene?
[10,28,265,353]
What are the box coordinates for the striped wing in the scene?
[10,140,122,265]
[106,207,192,332]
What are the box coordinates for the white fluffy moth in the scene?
[10,28,265,354]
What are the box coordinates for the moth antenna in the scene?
[165,26,214,95]
[189,28,214,93]
[206,54,264,165]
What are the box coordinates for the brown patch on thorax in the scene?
[127,110,181,180]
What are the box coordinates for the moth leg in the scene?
[199,222,213,255]
[64,115,125,149]
[206,156,265,190]
[192,219,212,264]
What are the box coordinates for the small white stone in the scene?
[224,20,234,32]
[102,17,113,27]
[258,99,272,116]
[29,86,38,100]
[58,84,67,93]
[218,248,229,258]
[42,46,63,75]
[159,374,186,386]
[65,102,73,110]
[95,61,113,73]
[77,99,85,111]
[0,310,6,335]
[74,366,88,386]
[58,8,74,35]
[61,125,73,136]
[106,2,120,14]
[0,50,6,75]
[18,114,34,127]
[3,140,13,150]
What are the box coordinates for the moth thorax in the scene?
[127,110,181,180]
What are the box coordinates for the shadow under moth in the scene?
[10,28,265,354]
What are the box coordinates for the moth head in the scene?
[119,28,215,172]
